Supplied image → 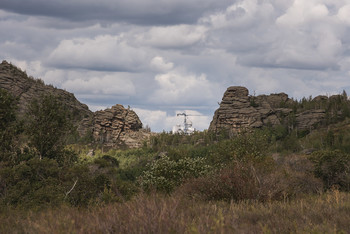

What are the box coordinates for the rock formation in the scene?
[80,104,152,148]
[0,60,150,148]
[209,86,327,133]
[0,60,92,122]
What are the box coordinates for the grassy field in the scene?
[1,190,349,234]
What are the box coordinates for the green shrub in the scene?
[309,150,350,191]
[139,156,211,193]
[0,157,64,209]
[179,156,322,202]
[208,130,269,166]
[94,155,119,168]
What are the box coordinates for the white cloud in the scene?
[9,59,46,78]
[133,108,169,132]
[150,68,217,105]
[62,73,135,96]
[48,35,149,72]
[276,0,329,26]
[202,0,274,29]
[141,24,207,49]
[150,56,174,72]
[338,4,350,25]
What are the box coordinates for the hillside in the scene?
[0,60,150,148]
[0,60,92,122]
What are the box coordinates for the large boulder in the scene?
[88,104,150,148]
[209,86,281,133]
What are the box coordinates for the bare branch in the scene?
[65,179,78,198]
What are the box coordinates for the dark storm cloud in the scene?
[0,0,233,25]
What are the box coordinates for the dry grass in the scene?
[1,190,349,234]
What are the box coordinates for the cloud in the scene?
[0,0,233,25]
[141,25,207,49]
[337,4,350,25]
[2,0,350,133]
[201,0,347,71]
[276,0,329,26]
[150,67,218,106]
[62,73,135,96]
[47,35,149,72]
[150,56,174,72]
[201,0,275,29]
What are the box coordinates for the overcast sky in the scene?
[1,0,350,132]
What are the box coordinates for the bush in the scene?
[309,150,350,191]
[0,157,64,209]
[208,130,269,166]
[179,162,260,202]
[139,156,211,193]
[178,156,323,202]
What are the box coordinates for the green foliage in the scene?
[62,157,138,206]
[279,133,302,153]
[149,130,222,152]
[139,156,211,193]
[62,164,109,206]
[0,89,20,165]
[310,150,350,191]
[2,88,350,211]
[208,129,269,166]
[25,94,75,165]
[94,155,119,168]
[0,157,64,209]
[180,155,322,202]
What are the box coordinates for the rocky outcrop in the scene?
[76,104,152,148]
[0,60,92,122]
[87,104,151,148]
[209,87,281,133]
[0,60,150,149]
[295,110,326,130]
[209,86,327,133]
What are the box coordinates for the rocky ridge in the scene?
[209,86,327,133]
[0,60,92,121]
[0,60,149,148]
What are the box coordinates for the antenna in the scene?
[176,112,201,135]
